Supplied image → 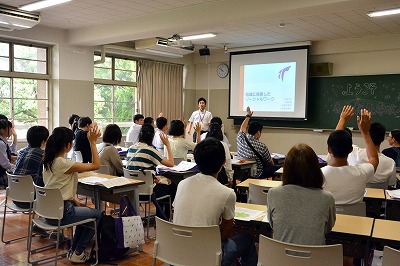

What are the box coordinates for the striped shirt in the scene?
[126,142,162,176]
[236,131,272,177]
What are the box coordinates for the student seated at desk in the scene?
[382,129,400,168]
[322,106,378,205]
[97,124,123,176]
[173,138,258,266]
[126,124,176,220]
[267,144,336,245]
[164,120,201,161]
[43,126,101,263]
[205,123,233,185]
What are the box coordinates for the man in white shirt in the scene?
[322,106,379,205]
[187,97,212,142]
[152,116,168,154]
[125,114,144,144]
[173,138,257,266]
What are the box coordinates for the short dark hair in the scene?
[0,119,9,130]
[103,124,122,145]
[210,117,222,126]
[144,117,154,125]
[0,114,8,120]
[27,126,49,148]
[194,138,225,175]
[198,97,207,105]
[134,114,144,122]
[283,144,324,189]
[206,123,223,141]
[391,129,400,143]
[139,124,155,146]
[156,117,168,130]
[248,121,263,135]
[78,117,92,128]
[327,130,353,158]
[169,120,184,136]
[369,122,386,146]
[343,127,352,138]
[68,114,80,126]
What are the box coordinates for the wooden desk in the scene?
[78,171,144,213]
[372,219,400,250]
[234,202,269,242]
[364,188,386,218]
[385,191,400,221]
[327,214,374,264]
[236,179,282,190]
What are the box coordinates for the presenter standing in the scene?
[187,97,213,142]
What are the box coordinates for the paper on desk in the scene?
[235,207,265,221]
[157,161,198,173]
[271,153,286,159]
[386,189,400,200]
[79,176,138,188]
[262,214,269,223]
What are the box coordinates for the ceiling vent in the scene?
[0,4,40,31]
[134,37,194,58]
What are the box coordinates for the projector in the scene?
[199,46,210,56]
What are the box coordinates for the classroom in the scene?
[1,0,400,265]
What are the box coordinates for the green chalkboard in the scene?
[234,74,400,130]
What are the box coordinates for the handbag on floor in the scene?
[114,195,145,248]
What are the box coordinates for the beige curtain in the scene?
[137,60,183,121]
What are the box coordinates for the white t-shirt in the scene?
[221,141,234,181]
[126,123,142,144]
[322,163,374,205]
[43,157,77,201]
[188,109,212,131]
[164,137,196,160]
[152,128,165,154]
[200,131,231,148]
[356,149,396,186]
[173,173,236,226]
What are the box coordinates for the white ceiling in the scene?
[1,0,400,49]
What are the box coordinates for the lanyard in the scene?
[198,110,205,123]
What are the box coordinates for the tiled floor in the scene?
[0,189,164,265]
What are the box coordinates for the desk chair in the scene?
[153,217,221,266]
[74,151,83,162]
[95,164,110,175]
[258,235,343,266]
[1,173,34,248]
[173,157,184,165]
[366,181,388,189]
[124,141,133,148]
[27,185,98,266]
[336,202,366,217]
[248,183,269,205]
[123,168,172,239]
[382,246,400,266]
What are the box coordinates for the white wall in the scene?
[189,34,400,155]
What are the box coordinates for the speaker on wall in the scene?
[309,62,333,76]
[199,46,210,56]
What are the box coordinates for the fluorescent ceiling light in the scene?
[20,0,71,11]
[368,8,400,17]
[145,49,184,58]
[13,24,30,28]
[182,33,216,40]
[0,21,9,25]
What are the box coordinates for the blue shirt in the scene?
[14,146,44,186]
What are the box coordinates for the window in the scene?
[94,55,137,134]
[0,41,49,138]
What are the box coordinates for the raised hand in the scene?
[160,132,170,146]
[357,109,372,134]
[246,106,253,117]
[87,123,101,143]
[340,105,354,122]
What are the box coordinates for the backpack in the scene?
[91,212,130,263]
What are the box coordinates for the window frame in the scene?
[0,40,50,139]
[94,53,138,133]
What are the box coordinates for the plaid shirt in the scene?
[13,146,44,184]
[236,131,272,176]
